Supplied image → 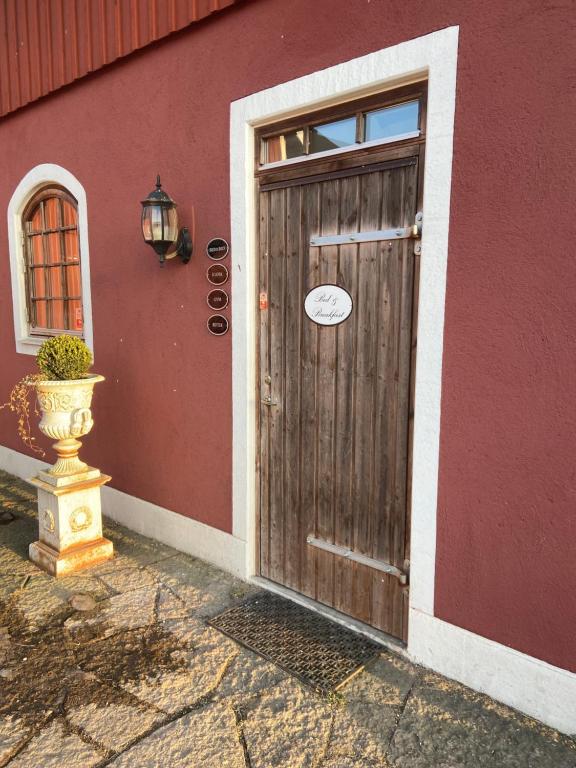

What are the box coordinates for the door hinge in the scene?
[310,211,423,250]
[413,212,423,255]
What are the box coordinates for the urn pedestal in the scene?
[28,375,113,577]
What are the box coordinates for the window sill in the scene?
[16,334,87,356]
[16,336,46,356]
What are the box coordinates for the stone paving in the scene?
[0,469,574,768]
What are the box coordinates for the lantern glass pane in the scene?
[142,205,156,242]
[163,206,178,244]
[151,205,165,241]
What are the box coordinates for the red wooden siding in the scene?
[0,0,240,118]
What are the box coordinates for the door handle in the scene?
[261,396,279,406]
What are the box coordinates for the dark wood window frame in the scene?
[22,185,84,337]
[257,81,427,172]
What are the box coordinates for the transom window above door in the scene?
[22,186,84,336]
[260,90,423,168]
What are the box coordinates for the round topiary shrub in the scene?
[36,335,93,380]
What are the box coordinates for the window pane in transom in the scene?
[364,100,419,142]
[309,116,356,153]
[259,89,424,168]
[266,130,305,163]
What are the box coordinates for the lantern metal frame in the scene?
[140,175,192,266]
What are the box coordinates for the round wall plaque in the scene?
[304,284,353,326]
[206,263,229,285]
[207,314,229,336]
[207,289,229,311]
[206,237,229,260]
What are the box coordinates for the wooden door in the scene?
[257,154,420,641]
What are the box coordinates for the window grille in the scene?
[22,186,83,336]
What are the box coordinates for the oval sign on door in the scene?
[304,284,353,326]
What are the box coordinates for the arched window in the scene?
[22,186,83,335]
[7,164,93,355]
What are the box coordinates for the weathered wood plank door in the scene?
[258,154,420,641]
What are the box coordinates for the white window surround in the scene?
[229,27,576,734]
[7,164,94,356]
[230,25,456,629]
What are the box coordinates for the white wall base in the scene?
[409,607,576,736]
[1,444,574,735]
[0,445,246,578]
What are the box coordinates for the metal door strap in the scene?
[310,212,422,247]
[306,535,408,585]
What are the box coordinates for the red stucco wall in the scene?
[0,0,574,672]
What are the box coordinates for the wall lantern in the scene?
[141,175,192,266]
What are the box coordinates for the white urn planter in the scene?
[29,374,113,576]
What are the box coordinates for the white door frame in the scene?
[230,26,459,620]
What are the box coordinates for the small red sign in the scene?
[259,292,268,310]
[75,307,83,330]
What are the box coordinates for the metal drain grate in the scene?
[208,592,381,693]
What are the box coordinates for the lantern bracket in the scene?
[164,227,192,265]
